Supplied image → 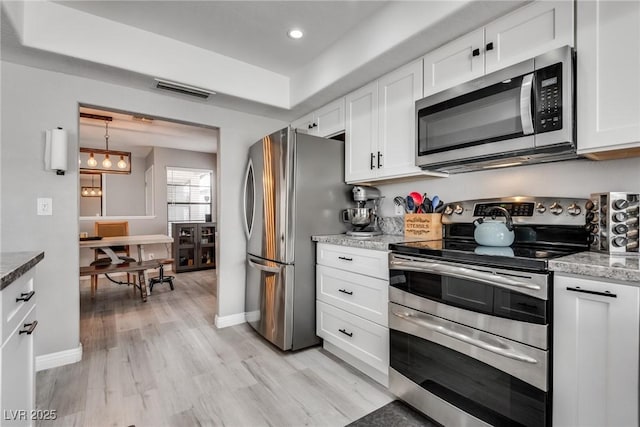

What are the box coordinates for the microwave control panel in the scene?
[535,63,562,134]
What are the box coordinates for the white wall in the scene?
[0,61,285,358]
[376,157,640,218]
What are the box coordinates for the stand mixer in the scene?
[342,186,382,237]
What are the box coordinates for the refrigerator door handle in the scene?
[247,255,282,274]
[243,159,256,239]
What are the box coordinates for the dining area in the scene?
[79,221,174,302]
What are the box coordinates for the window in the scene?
[167,167,212,234]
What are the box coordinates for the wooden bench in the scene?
[80,260,162,302]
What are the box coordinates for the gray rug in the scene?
[346,400,441,427]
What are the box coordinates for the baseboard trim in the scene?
[214,312,246,328]
[36,343,83,372]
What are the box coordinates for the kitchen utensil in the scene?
[406,196,415,213]
[393,196,407,212]
[431,195,440,211]
[409,192,423,207]
[434,200,445,213]
[473,206,514,247]
[422,196,432,213]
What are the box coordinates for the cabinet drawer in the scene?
[1,270,36,345]
[316,243,388,279]
[316,300,389,374]
[1,306,36,424]
[316,265,388,326]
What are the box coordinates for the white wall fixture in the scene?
[44,127,68,175]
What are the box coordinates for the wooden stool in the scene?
[149,259,175,292]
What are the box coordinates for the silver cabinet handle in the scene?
[520,73,534,135]
[389,258,540,291]
[16,291,35,302]
[566,286,617,298]
[391,310,537,364]
[247,255,281,274]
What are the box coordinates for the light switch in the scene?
[37,198,52,216]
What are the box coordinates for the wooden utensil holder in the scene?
[404,213,443,239]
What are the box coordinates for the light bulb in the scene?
[102,154,112,168]
[78,158,82,165]
[87,153,97,167]
[117,155,127,169]
[90,188,96,196]
[98,189,102,196]
[82,188,89,196]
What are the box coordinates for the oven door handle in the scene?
[391,310,538,364]
[389,258,541,291]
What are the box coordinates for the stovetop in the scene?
[389,239,586,272]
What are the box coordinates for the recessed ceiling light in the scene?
[288,29,304,39]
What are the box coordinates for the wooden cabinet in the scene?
[553,274,639,427]
[315,243,389,386]
[423,0,573,96]
[576,0,640,159]
[172,222,216,272]
[1,267,38,426]
[291,97,346,138]
[345,60,439,183]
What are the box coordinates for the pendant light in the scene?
[79,113,131,174]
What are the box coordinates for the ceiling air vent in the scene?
[154,78,215,99]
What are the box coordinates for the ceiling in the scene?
[53,1,390,77]
[79,106,219,157]
[1,1,526,121]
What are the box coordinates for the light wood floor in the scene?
[36,270,393,426]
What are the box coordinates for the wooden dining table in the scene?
[79,234,174,302]
[79,234,173,264]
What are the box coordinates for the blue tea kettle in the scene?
[473,206,515,247]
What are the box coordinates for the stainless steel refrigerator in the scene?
[243,127,350,350]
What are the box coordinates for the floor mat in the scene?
[346,400,441,427]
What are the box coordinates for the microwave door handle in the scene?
[520,73,535,135]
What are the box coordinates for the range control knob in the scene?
[549,202,563,215]
[613,199,629,210]
[614,224,629,235]
[536,203,546,214]
[443,205,454,215]
[453,204,464,215]
[567,203,582,216]
[612,236,628,248]
[613,212,628,223]
[585,200,597,211]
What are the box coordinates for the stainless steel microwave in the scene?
[416,46,576,173]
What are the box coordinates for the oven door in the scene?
[389,302,549,427]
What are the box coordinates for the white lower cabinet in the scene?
[1,268,38,427]
[553,273,639,427]
[315,243,389,386]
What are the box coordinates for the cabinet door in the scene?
[423,28,485,96]
[576,0,640,157]
[290,113,314,134]
[315,97,346,138]
[377,60,423,179]
[554,275,639,427]
[345,81,378,183]
[485,0,573,74]
[1,307,36,426]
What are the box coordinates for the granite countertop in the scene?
[0,252,45,290]
[549,251,640,284]
[312,234,424,251]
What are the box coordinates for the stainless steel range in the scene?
[388,196,589,427]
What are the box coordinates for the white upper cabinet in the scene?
[291,97,346,138]
[484,0,574,74]
[377,60,423,179]
[345,60,439,184]
[423,28,485,97]
[345,81,378,183]
[576,0,640,159]
[423,0,573,97]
